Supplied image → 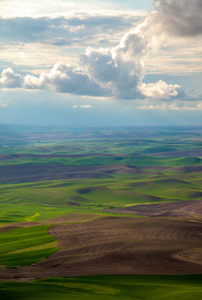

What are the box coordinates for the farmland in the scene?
[0,125,202,298]
[1,275,202,300]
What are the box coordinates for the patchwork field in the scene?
[0,125,202,299]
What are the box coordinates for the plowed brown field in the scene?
[111,200,202,217]
[0,214,202,280]
[1,164,202,184]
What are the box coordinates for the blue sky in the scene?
[101,0,153,10]
[0,0,201,126]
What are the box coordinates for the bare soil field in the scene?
[0,164,144,184]
[1,164,202,184]
[0,214,202,280]
[111,200,202,218]
[0,222,41,234]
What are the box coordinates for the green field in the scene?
[0,170,201,213]
[0,155,201,167]
[0,202,74,225]
[1,275,202,300]
[0,225,58,267]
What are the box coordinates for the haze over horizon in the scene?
[0,0,201,126]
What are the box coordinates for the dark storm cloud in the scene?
[154,0,202,36]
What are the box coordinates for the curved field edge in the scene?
[0,225,59,268]
[1,274,202,300]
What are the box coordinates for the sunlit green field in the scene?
[0,170,201,215]
[0,202,73,225]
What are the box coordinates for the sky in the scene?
[0,0,202,126]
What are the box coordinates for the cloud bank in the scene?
[137,101,202,111]
[0,0,201,102]
[0,13,142,46]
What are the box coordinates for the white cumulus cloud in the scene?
[139,81,186,100]
[23,62,111,96]
[0,68,23,88]
[80,104,93,108]
[72,104,93,108]
[0,0,201,102]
